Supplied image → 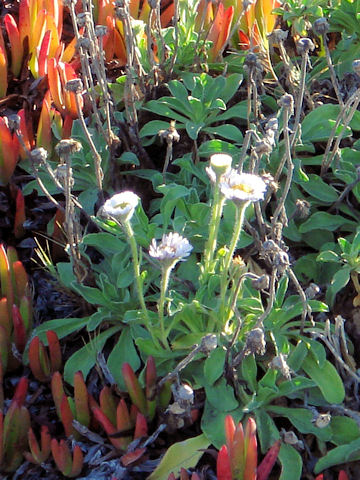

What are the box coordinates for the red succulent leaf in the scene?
[11,376,28,408]
[92,406,126,450]
[51,371,65,417]
[257,440,281,480]
[60,395,77,438]
[0,244,13,309]
[51,438,72,475]
[244,418,257,480]
[12,260,28,301]
[339,472,349,480]
[134,412,148,439]
[70,444,84,477]
[0,46,7,99]
[46,330,62,372]
[121,447,146,466]
[26,425,51,464]
[217,445,232,480]
[99,386,117,426]
[0,300,11,339]
[12,305,27,353]
[38,29,52,78]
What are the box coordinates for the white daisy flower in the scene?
[149,232,193,266]
[100,191,139,223]
[219,170,267,204]
[206,153,233,183]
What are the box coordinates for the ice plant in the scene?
[217,415,280,480]
[207,3,234,61]
[149,232,193,347]
[25,425,51,465]
[122,356,172,421]
[315,472,349,480]
[51,439,83,478]
[0,377,30,472]
[202,154,233,278]
[0,117,20,186]
[28,331,62,382]
[51,371,90,439]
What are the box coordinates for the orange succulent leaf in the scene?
[29,8,46,54]
[18,108,35,159]
[26,425,51,464]
[29,336,50,382]
[0,46,7,99]
[4,14,23,77]
[207,3,234,61]
[195,0,214,31]
[70,444,84,477]
[92,406,126,450]
[122,362,147,415]
[60,395,77,438]
[99,386,117,425]
[19,0,31,47]
[338,472,349,480]
[38,30,52,77]
[51,371,66,417]
[243,418,257,480]
[47,58,64,113]
[160,0,175,28]
[2,403,30,472]
[255,0,281,37]
[61,62,82,118]
[36,92,54,151]
[51,439,73,476]
[116,398,133,432]
[19,295,32,332]
[0,245,13,307]
[12,259,29,302]
[74,371,91,427]
[97,0,115,26]
[224,414,236,447]
[0,117,18,186]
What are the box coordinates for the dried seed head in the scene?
[281,429,303,448]
[312,411,331,428]
[251,274,270,291]
[77,12,91,27]
[313,17,329,36]
[115,6,126,19]
[270,354,291,379]
[7,114,21,131]
[77,36,91,50]
[278,93,294,111]
[54,164,67,185]
[65,78,83,94]
[148,0,158,8]
[95,25,108,37]
[274,250,290,273]
[273,29,288,43]
[245,327,266,356]
[305,282,321,299]
[62,0,77,6]
[255,139,273,156]
[296,38,315,55]
[245,52,258,68]
[30,147,48,165]
[266,117,278,132]
[353,59,360,76]
[55,139,82,157]
[115,0,126,6]
[200,334,218,355]
[294,198,311,219]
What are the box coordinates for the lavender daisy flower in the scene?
[219,170,267,204]
[149,232,193,267]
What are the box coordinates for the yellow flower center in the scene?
[231,183,254,194]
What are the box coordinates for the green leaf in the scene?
[139,120,175,137]
[32,317,90,341]
[240,354,257,392]
[267,406,332,441]
[201,401,243,449]
[185,120,205,140]
[147,434,210,480]
[299,212,352,233]
[143,100,189,123]
[299,174,338,202]
[167,80,193,114]
[219,73,243,103]
[107,327,141,390]
[82,233,126,254]
[255,409,280,452]
[279,444,302,480]
[330,416,360,446]
[326,266,351,306]
[316,250,341,262]
[198,139,240,157]
[71,284,108,306]
[215,102,248,121]
[302,357,345,404]
[314,437,360,474]
[301,104,355,143]
[202,124,243,143]
[64,326,121,384]
[203,347,226,385]
[205,377,239,411]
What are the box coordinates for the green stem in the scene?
[123,220,149,325]
[220,202,248,317]
[202,185,225,280]
[158,264,173,350]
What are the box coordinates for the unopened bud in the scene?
[95,25,108,37]
[278,93,294,110]
[77,12,91,27]
[294,198,311,219]
[245,52,258,68]
[251,274,270,291]
[200,334,217,355]
[245,328,266,356]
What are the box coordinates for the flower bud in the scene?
[313,18,329,36]
[296,38,315,55]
